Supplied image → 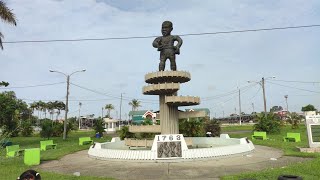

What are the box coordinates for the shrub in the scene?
[253,113,281,133]
[287,112,302,129]
[20,120,33,137]
[93,118,105,137]
[204,118,221,137]
[117,126,135,140]
[52,122,64,137]
[136,132,157,139]
[142,119,153,125]
[179,118,206,137]
[40,120,53,139]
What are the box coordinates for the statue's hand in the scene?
[174,46,180,54]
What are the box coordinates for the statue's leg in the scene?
[159,55,166,71]
[169,55,176,71]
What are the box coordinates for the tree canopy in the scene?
[301,104,317,112]
[0,1,17,49]
[0,91,30,136]
[270,106,283,112]
[128,99,141,111]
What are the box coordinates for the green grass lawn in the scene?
[221,124,254,132]
[2,124,319,179]
[0,131,114,180]
[222,124,320,179]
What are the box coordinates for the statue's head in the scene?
[161,21,173,36]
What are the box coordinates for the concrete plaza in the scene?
[39,145,311,180]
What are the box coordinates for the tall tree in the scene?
[128,99,141,111]
[0,1,17,49]
[104,104,114,118]
[301,104,317,112]
[47,101,55,120]
[270,106,283,112]
[0,91,29,137]
[54,101,65,120]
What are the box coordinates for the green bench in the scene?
[24,148,40,165]
[252,131,268,140]
[283,133,301,142]
[40,140,57,151]
[6,145,24,157]
[79,137,93,145]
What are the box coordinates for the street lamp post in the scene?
[119,93,125,129]
[248,76,275,114]
[49,69,86,140]
[284,95,288,112]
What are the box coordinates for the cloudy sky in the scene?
[1,0,320,119]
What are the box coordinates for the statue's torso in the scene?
[160,35,176,50]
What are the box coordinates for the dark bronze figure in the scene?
[153,21,183,71]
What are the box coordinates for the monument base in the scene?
[299,147,320,153]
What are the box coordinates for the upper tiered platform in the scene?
[145,71,191,84]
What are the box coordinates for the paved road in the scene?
[39,145,311,180]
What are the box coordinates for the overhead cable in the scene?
[3,24,320,44]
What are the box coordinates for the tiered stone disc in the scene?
[143,70,200,134]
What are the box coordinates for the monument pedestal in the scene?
[143,71,200,134]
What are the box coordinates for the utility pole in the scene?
[119,93,124,128]
[284,95,288,112]
[64,75,70,140]
[248,76,275,115]
[252,103,255,113]
[78,102,82,129]
[49,69,86,140]
[262,77,267,114]
[238,88,242,125]
[223,111,224,118]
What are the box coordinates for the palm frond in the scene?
[0,1,17,25]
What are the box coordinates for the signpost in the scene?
[306,115,320,148]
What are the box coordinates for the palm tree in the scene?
[0,1,17,49]
[128,99,141,112]
[47,101,55,120]
[105,104,114,118]
[54,101,65,121]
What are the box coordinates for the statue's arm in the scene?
[152,37,161,48]
[175,36,183,48]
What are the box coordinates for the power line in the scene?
[268,81,320,93]
[70,82,158,103]
[202,83,256,101]
[21,98,116,102]
[3,24,320,44]
[268,79,320,84]
[0,82,65,89]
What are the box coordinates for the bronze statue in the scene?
[153,21,183,71]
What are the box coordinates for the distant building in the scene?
[129,110,155,124]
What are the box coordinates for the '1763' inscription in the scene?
[156,134,182,158]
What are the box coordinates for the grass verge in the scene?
[0,131,114,180]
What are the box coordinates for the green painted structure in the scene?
[128,110,152,124]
